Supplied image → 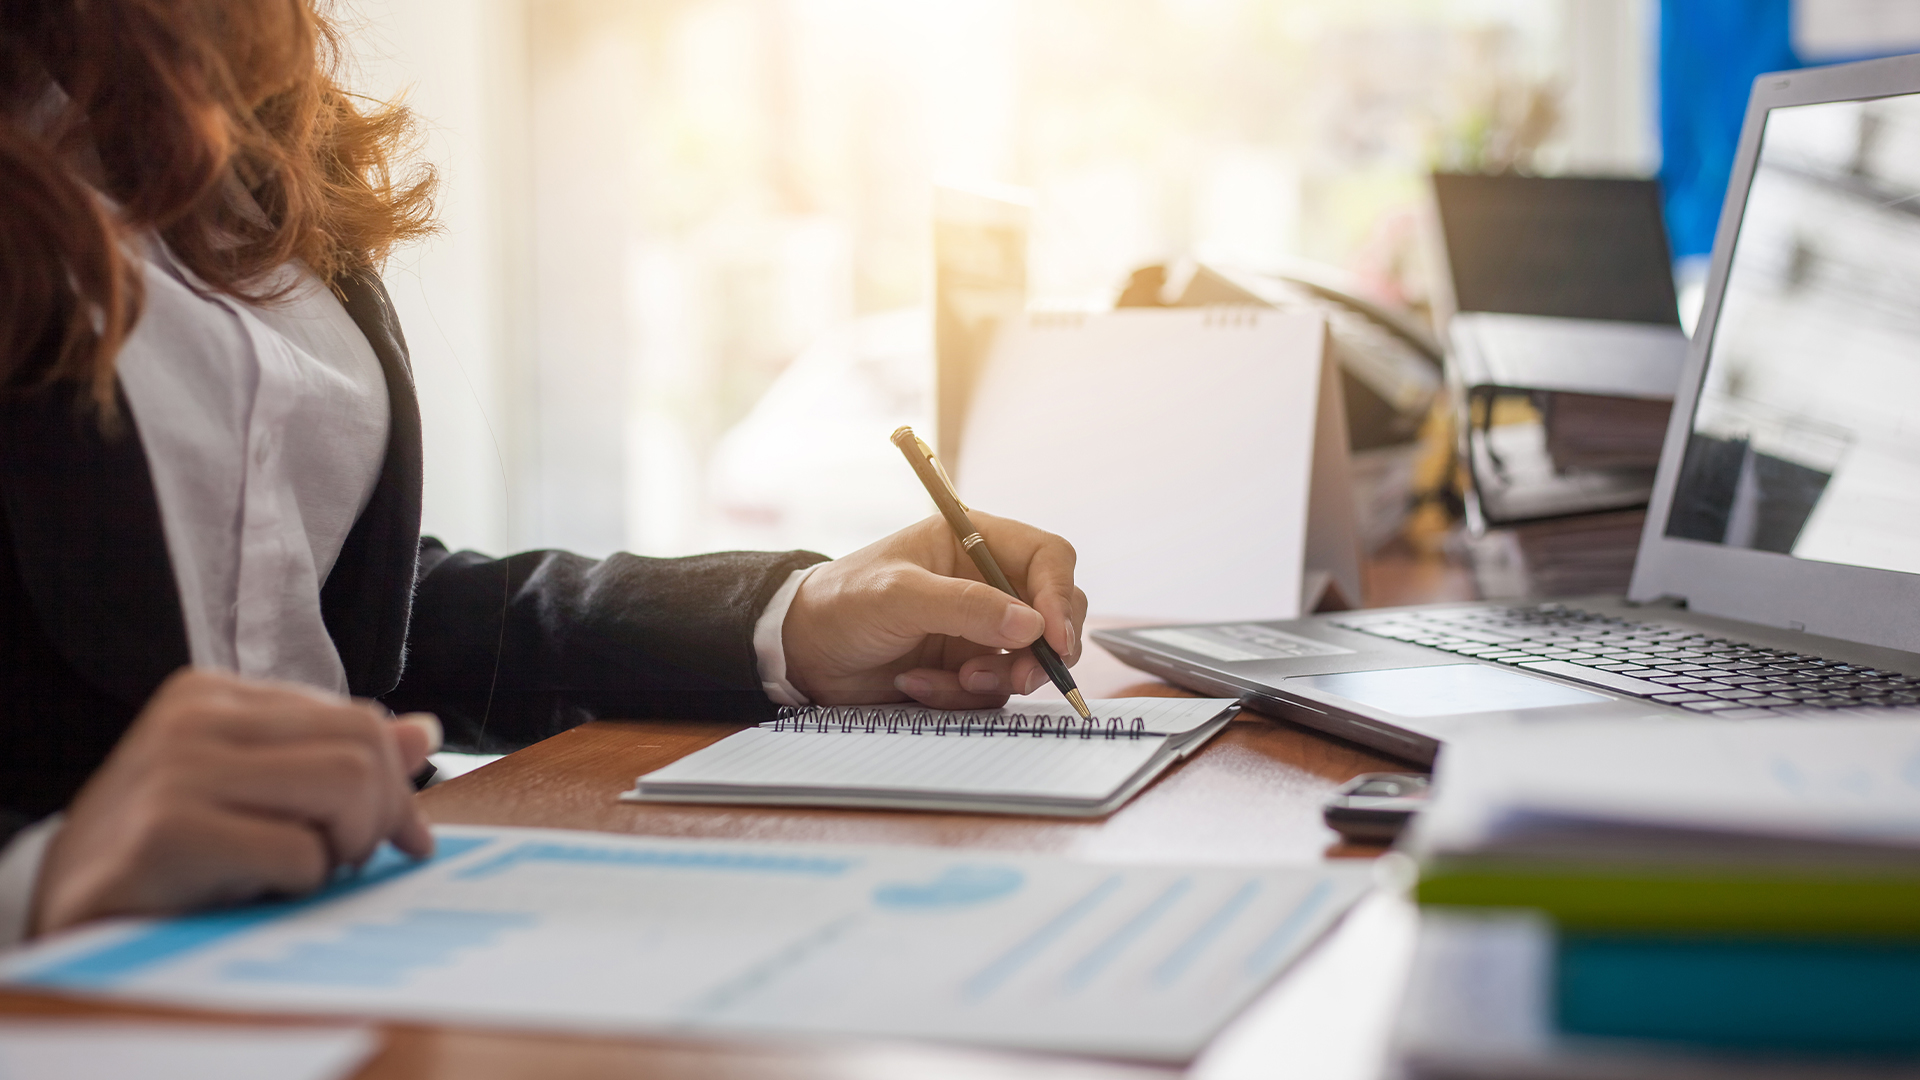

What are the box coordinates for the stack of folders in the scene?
[1539,392,1673,472]
[623,697,1240,816]
[1389,717,1920,1080]
[1462,508,1645,600]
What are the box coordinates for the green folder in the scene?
[1417,857,1920,936]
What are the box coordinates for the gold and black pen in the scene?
[890,426,1091,721]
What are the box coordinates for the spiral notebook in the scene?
[622,697,1241,817]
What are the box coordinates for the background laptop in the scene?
[1432,174,1693,527]
[1431,174,1689,416]
[1095,52,1920,765]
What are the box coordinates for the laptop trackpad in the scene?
[1287,664,1609,718]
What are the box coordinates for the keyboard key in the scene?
[1651,693,1713,704]
[1742,697,1797,707]
[1457,633,1524,645]
[1681,699,1759,712]
[1709,689,1761,699]
[1516,661,1672,697]
[1710,708,1782,719]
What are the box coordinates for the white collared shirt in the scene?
[118,240,391,692]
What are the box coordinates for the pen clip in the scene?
[896,427,969,512]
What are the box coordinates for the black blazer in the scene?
[0,269,825,841]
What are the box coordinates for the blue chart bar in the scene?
[965,875,1124,1000]
[21,836,494,990]
[223,909,536,988]
[1065,877,1193,991]
[1152,880,1261,987]
[453,841,856,881]
[1244,879,1334,976]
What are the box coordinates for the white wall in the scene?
[1558,0,1660,176]
[336,0,528,556]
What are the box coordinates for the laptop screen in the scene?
[1664,92,1920,578]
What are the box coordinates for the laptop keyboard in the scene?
[1329,604,1920,719]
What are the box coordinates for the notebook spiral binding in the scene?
[767,706,1149,740]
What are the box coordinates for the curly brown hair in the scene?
[0,0,437,413]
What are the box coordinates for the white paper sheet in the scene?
[0,1021,376,1080]
[1190,890,1419,1080]
[1416,715,1920,855]
[957,308,1334,621]
[645,726,1168,800]
[0,827,1370,1063]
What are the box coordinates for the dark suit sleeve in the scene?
[0,812,28,853]
[382,540,829,752]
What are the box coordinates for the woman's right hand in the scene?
[31,669,439,936]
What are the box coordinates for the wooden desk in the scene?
[0,544,1472,1079]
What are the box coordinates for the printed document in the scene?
[0,826,1370,1062]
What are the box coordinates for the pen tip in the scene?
[1066,688,1092,721]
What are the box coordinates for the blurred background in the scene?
[336,0,1920,564]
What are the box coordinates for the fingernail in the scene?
[1000,604,1044,642]
[894,673,932,698]
[1025,669,1047,694]
[964,669,998,693]
[398,713,443,754]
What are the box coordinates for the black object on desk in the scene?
[1322,772,1430,843]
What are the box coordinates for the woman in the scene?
[0,0,1085,941]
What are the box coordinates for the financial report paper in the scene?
[0,826,1370,1061]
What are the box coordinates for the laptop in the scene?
[1094,53,1920,765]
[1433,175,1692,527]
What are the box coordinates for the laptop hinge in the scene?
[1624,593,1688,610]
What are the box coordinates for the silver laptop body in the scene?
[1096,53,1920,765]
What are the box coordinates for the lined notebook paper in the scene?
[623,697,1240,817]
